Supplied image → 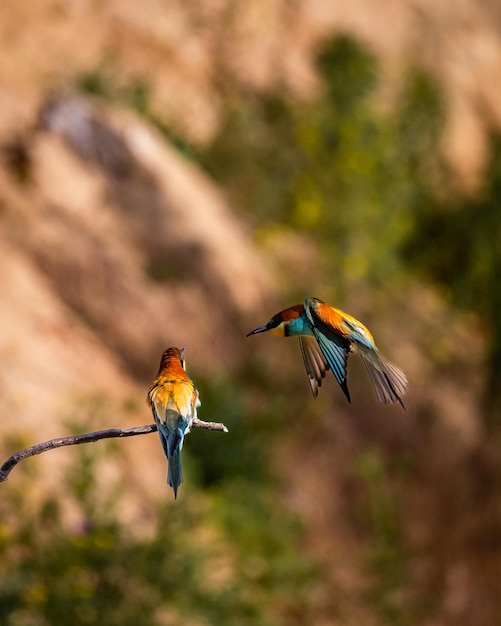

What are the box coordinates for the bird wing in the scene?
[359,351,408,408]
[305,299,351,402]
[337,312,376,350]
[310,326,351,403]
[298,336,329,398]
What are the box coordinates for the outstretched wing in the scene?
[305,298,352,402]
[310,327,351,403]
[298,337,329,398]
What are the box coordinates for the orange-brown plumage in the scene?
[155,347,190,380]
[279,304,304,322]
[312,302,349,335]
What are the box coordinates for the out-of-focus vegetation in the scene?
[3,29,501,626]
[406,133,501,421]
[197,37,445,292]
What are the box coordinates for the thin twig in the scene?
[0,418,228,483]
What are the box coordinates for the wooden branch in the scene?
[0,418,228,483]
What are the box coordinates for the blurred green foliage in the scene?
[187,375,271,489]
[197,36,445,290]
[405,134,501,420]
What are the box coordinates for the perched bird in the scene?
[247,296,407,408]
[147,347,200,498]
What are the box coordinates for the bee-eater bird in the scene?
[147,347,200,498]
[247,297,407,408]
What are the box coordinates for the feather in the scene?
[299,336,329,398]
[311,327,351,403]
[359,350,407,408]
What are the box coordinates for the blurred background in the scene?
[1,1,501,624]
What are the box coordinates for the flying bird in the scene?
[147,347,200,498]
[247,296,407,407]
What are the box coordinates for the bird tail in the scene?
[157,423,186,499]
[167,447,183,500]
[359,348,407,408]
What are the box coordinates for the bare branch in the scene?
[192,418,229,432]
[0,418,228,483]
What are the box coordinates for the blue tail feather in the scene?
[167,449,183,499]
[157,421,188,499]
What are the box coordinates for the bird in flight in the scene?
[247,296,407,408]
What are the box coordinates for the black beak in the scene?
[246,325,268,337]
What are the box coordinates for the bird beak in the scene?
[246,325,268,337]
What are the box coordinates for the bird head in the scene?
[246,304,304,338]
[158,346,187,373]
